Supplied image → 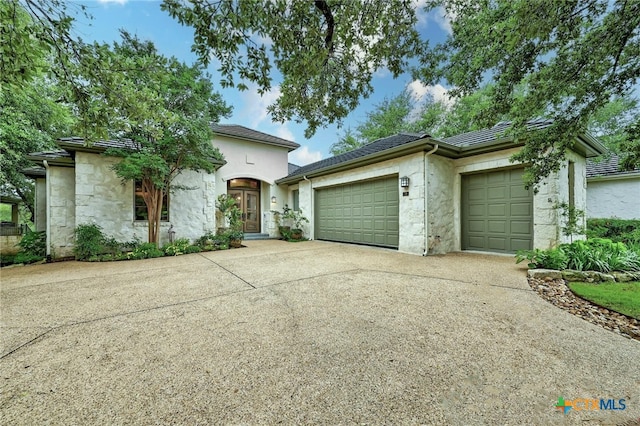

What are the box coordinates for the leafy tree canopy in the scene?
[74,31,232,243]
[417,0,640,187]
[161,0,424,138]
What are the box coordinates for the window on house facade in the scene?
[292,189,300,211]
[134,180,169,221]
[568,161,575,210]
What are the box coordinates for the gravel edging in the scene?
[528,277,640,341]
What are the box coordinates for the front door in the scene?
[228,179,261,233]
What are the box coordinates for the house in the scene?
[276,120,605,255]
[586,154,640,219]
[24,125,299,258]
[26,120,606,259]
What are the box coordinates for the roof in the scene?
[212,124,300,151]
[288,163,300,174]
[278,133,431,184]
[441,119,554,147]
[587,154,640,179]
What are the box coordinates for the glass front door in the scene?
[227,179,261,233]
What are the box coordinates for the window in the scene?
[134,180,169,221]
[292,189,300,211]
[568,161,575,210]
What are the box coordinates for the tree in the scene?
[329,127,360,156]
[79,32,232,244]
[0,0,86,88]
[0,79,75,222]
[161,0,424,138]
[587,96,639,152]
[416,0,640,188]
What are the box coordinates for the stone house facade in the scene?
[586,154,640,220]
[26,121,605,259]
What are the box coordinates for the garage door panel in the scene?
[315,176,399,248]
[488,204,506,217]
[462,169,532,253]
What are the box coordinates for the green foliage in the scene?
[14,252,44,265]
[195,231,230,251]
[184,245,201,254]
[162,238,191,256]
[587,219,640,245]
[568,281,640,320]
[162,0,424,137]
[418,0,640,188]
[74,224,108,260]
[556,202,585,242]
[516,239,640,273]
[17,230,46,258]
[0,77,74,221]
[73,31,231,244]
[128,243,164,260]
[276,204,309,240]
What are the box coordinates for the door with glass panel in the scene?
[227,178,261,233]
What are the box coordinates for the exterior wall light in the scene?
[271,196,277,204]
[400,176,410,189]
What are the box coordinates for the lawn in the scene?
[568,281,640,319]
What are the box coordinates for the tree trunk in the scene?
[142,178,162,245]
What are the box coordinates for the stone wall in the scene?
[49,166,75,257]
[426,154,455,254]
[74,152,218,247]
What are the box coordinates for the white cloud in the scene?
[407,80,453,107]
[239,84,281,128]
[97,0,128,5]
[430,5,454,35]
[275,125,295,142]
[289,146,323,166]
[412,0,429,27]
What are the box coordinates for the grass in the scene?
[567,281,640,319]
[0,204,12,222]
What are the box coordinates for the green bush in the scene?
[516,238,640,272]
[17,230,46,258]
[587,219,640,245]
[74,224,108,260]
[185,245,201,254]
[129,243,164,259]
[14,252,44,265]
[162,238,191,256]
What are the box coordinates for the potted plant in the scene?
[282,206,309,240]
[216,194,238,234]
[226,205,244,248]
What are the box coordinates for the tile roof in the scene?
[441,119,554,147]
[288,163,300,174]
[212,124,300,150]
[282,133,429,180]
[57,137,139,150]
[586,154,640,178]
[26,149,72,160]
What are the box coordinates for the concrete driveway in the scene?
[1,240,639,425]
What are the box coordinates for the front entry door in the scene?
[228,189,260,233]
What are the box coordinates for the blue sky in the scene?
[73,0,453,165]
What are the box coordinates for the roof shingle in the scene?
[586,154,640,178]
[212,124,300,150]
[441,119,554,147]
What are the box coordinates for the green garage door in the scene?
[462,168,533,253]
[315,176,399,248]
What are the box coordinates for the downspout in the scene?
[423,145,439,256]
[43,160,51,261]
[303,176,312,240]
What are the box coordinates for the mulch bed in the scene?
[528,277,640,341]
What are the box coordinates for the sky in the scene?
[72,0,453,166]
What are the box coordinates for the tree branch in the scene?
[314,0,335,57]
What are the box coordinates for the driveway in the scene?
[1,240,639,425]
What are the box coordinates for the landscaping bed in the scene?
[527,271,640,341]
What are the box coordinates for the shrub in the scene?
[17,230,46,258]
[516,238,640,272]
[74,224,108,260]
[185,245,201,254]
[162,238,191,256]
[586,219,640,245]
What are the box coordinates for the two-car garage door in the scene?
[315,176,399,248]
[461,168,533,253]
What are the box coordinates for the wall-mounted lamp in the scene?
[271,196,277,204]
[400,176,410,189]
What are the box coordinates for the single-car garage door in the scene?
[315,176,399,248]
[462,168,533,253]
